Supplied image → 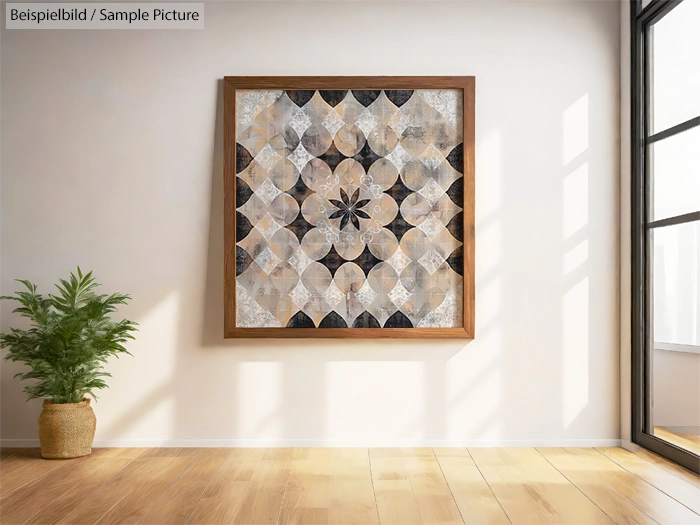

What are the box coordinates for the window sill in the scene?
[655,342,700,355]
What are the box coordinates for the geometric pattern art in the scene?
[234,89,464,329]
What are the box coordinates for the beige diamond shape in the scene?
[385,143,412,171]
[417,178,445,206]
[289,281,312,310]
[287,144,315,172]
[417,213,444,240]
[418,144,445,171]
[388,109,412,137]
[418,249,446,275]
[322,110,345,138]
[255,144,282,172]
[289,248,314,276]
[355,110,379,138]
[355,281,378,310]
[254,212,283,241]
[289,109,312,138]
[255,178,282,207]
[254,246,282,275]
[386,246,412,274]
[388,281,411,309]
[322,281,344,309]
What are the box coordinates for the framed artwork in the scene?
[224,77,474,338]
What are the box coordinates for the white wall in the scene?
[1,0,621,446]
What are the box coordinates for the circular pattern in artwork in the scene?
[235,89,465,328]
[334,124,366,157]
[301,124,333,156]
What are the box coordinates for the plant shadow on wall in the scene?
[100,73,605,444]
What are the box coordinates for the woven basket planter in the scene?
[38,398,96,459]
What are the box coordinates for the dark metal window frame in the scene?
[631,0,700,474]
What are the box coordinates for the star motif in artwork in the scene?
[329,188,371,230]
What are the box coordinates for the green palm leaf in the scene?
[0,268,138,404]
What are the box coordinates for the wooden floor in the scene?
[1,447,699,525]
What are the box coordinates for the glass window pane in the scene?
[653,221,700,347]
[650,126,700,221]
[650,0,700,133]
[650,220,700,455]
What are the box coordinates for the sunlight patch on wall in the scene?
[563,163,589,239]
[562,94,588,165]
[99,292,180,439]
[480,277,502,330]
[327,361,425,440]
[237,362,282,438]
[561,93,590,429]
[564,240,589,275]
[476,130,502,221]
[447,329,502,440]
[563,277,590,428]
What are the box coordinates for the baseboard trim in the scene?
[621,439,641,453]
[0,438,622,448]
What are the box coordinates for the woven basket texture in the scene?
[38,398,96,458]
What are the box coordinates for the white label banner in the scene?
[6,3,204,29]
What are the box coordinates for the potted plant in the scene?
[0,268,137,458]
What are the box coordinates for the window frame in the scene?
[631,0,700,474]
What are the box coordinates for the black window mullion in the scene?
[647,115,700,144]
[647,211,700,229]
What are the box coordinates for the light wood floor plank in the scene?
[435,448,510,525]
[467,448,552,525]
[185,449,258,525]
[565,448,700,525]
[89,448,148,459]
[23,457,136,525]
[369,449,423,525]
[280,448,332,525]
[0,449,26,460]
[2,446,697,525]
[0,449,72,500]
[597,446,700,515]
[140,447,202,458]
[0,457,131,525]
[188,448,291,525]
[470,448,614,525]
[372,479,424,525]
[538,448,657,525]
[1,454,92,523]
[629,445,700,488]
[58,456,192,525]
[138,448,231,525]
[329,449,378,525]
[233,448,293,525]
[400,448,463,525]
[504,448,616,525]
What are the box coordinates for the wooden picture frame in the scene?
[224,76,474,338]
